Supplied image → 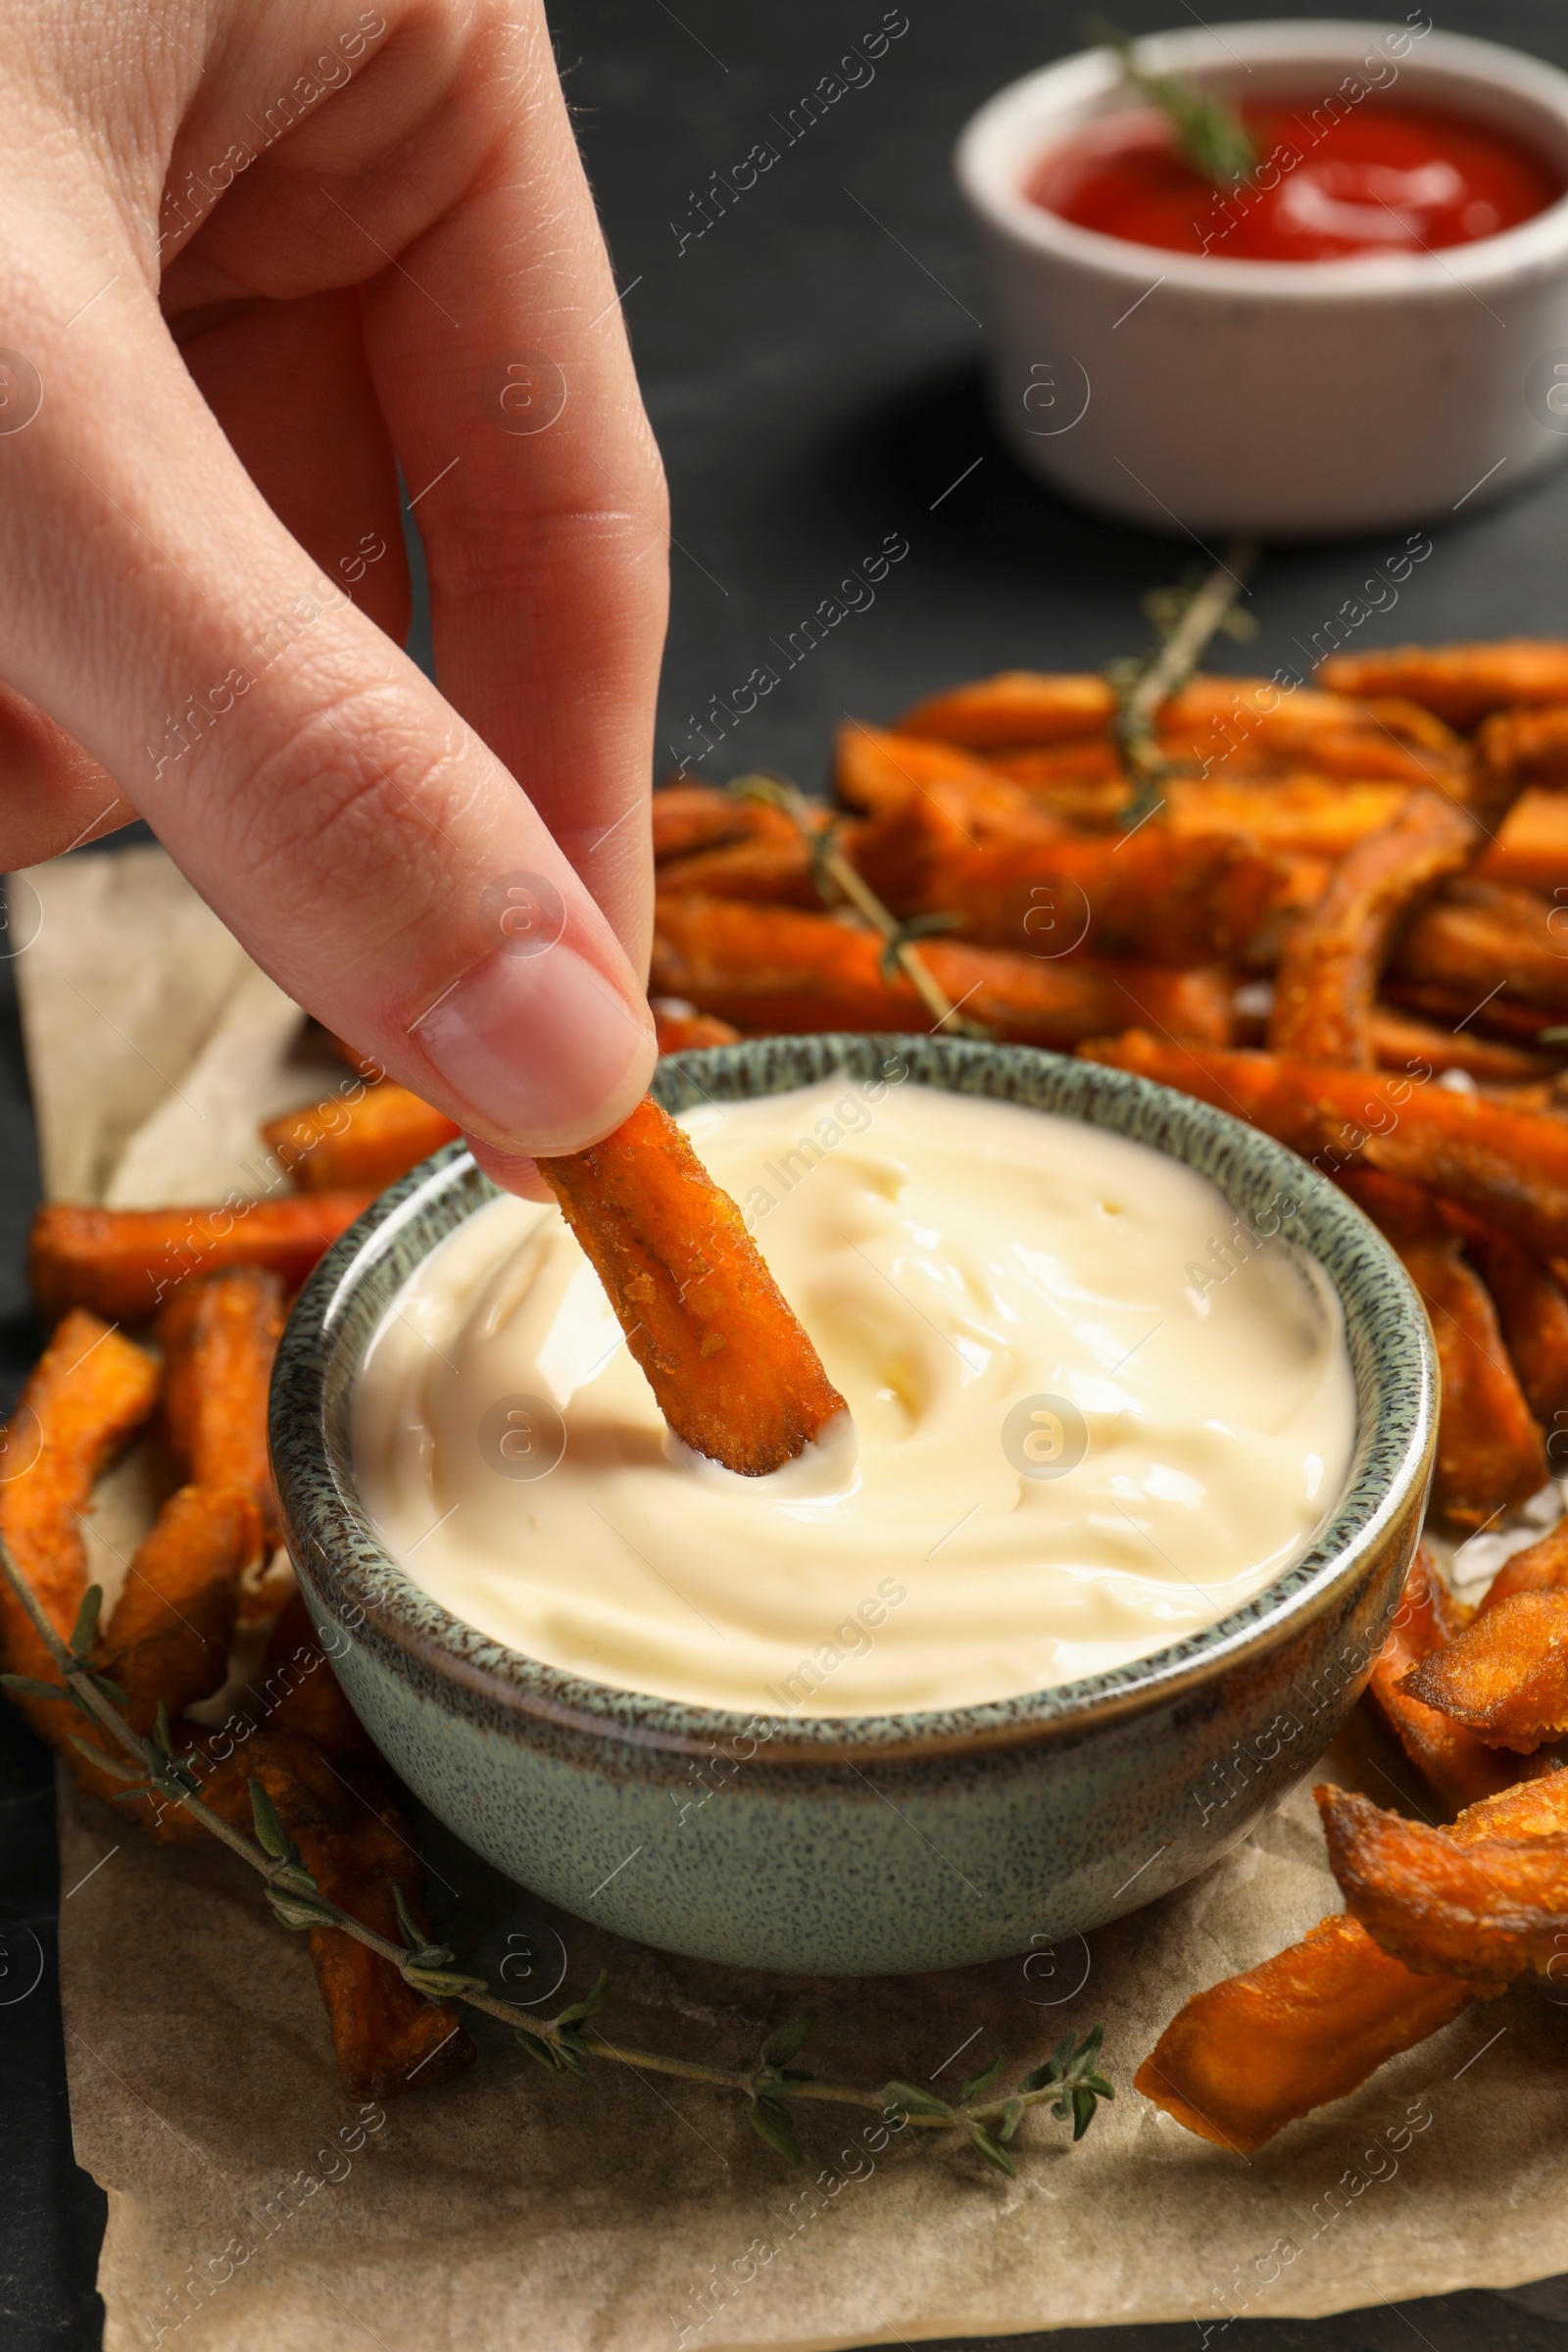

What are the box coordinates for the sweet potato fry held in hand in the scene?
[1319,1770,1568,1984]
[0,1310,159,1705]
[538,1096,846,1477]
[31,1193,374,1323]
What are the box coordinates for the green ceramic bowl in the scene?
[270,1035,1436,1977]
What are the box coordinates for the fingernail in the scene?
[414,945,656,1156]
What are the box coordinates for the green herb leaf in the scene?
[878,912,960,983]
[69,1585,104,1661]
[968,2120,1017,2178]
[392,1884,427,1954]
[248,1778,299,1867]
[66,1733,143,1781]
[557,1969,611,2029]
[550,2032,588,2076]
[89,1674,130,1707]
[515,2027,561,2071]
[960,2054,1006,2105]
[760,2011,815,2069]
[998,2097,1025,2143]
[1094,20,1256,185]
[404,1966,488,1999]
[152,1700,178,1760]
[883,2081,955,2122]
[750,2096,805,2166]
[0,1672,66,1703]
[1073,2084,1103,2140]
[267,1890,334,1933]
[1020,2025,1113,2107]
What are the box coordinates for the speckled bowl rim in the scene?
[270,1035,1437,1764]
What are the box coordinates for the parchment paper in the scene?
[17,850,1568,2352]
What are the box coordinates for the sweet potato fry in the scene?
[1475,786,1568,893]
[1398,1592,1568,1752]
[1318,1769,1568,1983]
[982,739,1125,788]
[1138,1765,1568,2149]
[1170,777,1414,859]
[652,1001,742,1054]
[157,1729,473,2099]
[538,1094,847,1476]
[1077,1032,1568,1262]
[70,1487,259,1806]
[851,794,1296,966]
[263,1083,459,1195]
[157,1267,284,1543]
[1337,1168,1547,1530]
[653,895,1236,1048]
[0,1311,160,1703]
[1477,704,1568,796]
[1156,681,1467,789]
[1480,1513,1568,1612]
[1133,1912,1482,2153]
[1269,793,1479,1066]
[656,834,823,906]
[1318,642,1568,728]
[895,671,1115,747]
[1449,1215,1568,1429]
[895,671,1464,768]
[31,1192,375,1323]
[259,1591,374,1762]
[835,723,1065,828]
[1363,1546,1521,1810]
[1390,878,1568,1016]
[652,784,762,861]
[1369,1007,1556,1085]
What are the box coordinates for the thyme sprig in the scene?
[0,1535,1112,2173]
[728,772,993,1039]
[1112,536,1258,825]
[1093,20,1257,186]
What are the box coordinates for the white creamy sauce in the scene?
[353,1077,1355,1714]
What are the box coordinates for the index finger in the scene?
[360,14,669,972]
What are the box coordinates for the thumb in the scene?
[0,269,657,1161]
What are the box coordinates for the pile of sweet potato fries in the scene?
[7,634,1568,2140]
[4,1054,839,2096]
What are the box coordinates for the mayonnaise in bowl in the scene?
[353,1073,1355,1717]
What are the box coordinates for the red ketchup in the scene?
[1026,101,1561,261]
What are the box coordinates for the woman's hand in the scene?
[0,0,666,1185]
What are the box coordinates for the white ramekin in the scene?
[956,20,1568,537]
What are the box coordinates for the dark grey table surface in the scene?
[5,1,1568,2343]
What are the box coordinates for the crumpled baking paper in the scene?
[16,847,1567,2352]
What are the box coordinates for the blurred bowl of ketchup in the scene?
[956,20,1568,536]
